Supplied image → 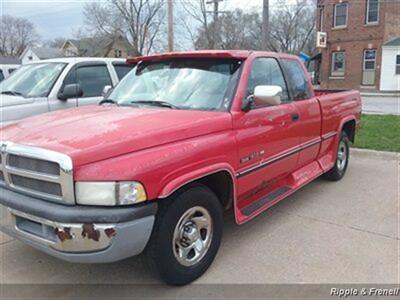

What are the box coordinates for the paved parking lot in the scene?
[0,150,398,285]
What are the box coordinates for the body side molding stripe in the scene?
[236,132,336,178]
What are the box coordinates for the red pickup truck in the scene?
[0,51,361,285]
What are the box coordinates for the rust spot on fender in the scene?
[55,227,73,242]
[82,224,100,241]
[104,228,116,239]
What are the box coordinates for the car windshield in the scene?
[0,63,66,98]
[108,58,242,111]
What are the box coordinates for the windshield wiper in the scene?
[1,90,24,97]
[130,100,180,110]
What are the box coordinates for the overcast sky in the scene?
[0,0,284,41]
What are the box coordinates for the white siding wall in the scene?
[21,49,40,64]
[380,46,400,91]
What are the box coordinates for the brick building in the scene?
[315,0,400,91]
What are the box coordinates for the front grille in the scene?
[10,174,62,196]
[0,142,74,204]
[8,155,60,176]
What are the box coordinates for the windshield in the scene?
[108,58,242,111]
[0,63,66,98]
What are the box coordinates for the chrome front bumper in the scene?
[0,188,157,263]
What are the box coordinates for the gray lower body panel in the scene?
[0,187,157,263]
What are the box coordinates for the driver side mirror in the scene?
[242,85,282,112]
[58,83,83,101]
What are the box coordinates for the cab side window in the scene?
[246,58,289,106]
[281,59,311,100]
[64,64,112,97]
[113,63,135,80]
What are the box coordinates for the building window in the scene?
[333,3,348,28]
[396,55,400,75]
[363,49,376,71]
[366,0,379,24]
[114,49,122,58]
[331,52,345,77]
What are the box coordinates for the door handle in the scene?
[291,113,300,122]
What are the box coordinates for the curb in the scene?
[350,147,399,160]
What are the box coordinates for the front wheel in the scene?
[145,184,223,285]
[322,131,350,181]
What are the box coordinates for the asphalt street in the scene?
[0,150,398,287]
[362,95,400,115]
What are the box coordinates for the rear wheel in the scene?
[322,131,350,181]
[145,184,223,285]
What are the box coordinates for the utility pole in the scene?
[206,0,224,48]
[262,0,269,50]
[167,0,174,52]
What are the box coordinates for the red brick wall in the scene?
[384,1,400,42]
[316,0,400,90]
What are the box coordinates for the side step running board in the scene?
[241,186,291,216]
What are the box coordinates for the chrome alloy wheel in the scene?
[172,206,213,267]
[336,140,347,171]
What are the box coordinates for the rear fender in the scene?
[338,116,357,140]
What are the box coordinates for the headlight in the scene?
[75,182,147,206]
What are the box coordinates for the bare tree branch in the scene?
[0,15,39,56]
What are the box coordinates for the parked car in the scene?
[0,64,20,82]
[0,51,361,285]
[0,57,135,126]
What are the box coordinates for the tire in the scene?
[145,184,223,285]
[322,131,350,181]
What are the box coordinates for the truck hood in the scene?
[0,94,35,107]
[1,105,232,166]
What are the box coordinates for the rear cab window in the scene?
[280,59,312,100]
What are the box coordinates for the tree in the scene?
[179,0,215,49]
[182,0,315,55]
[83,0,165,56]
[0,15,39,56]
[194,9,261,50]
[43,37,66,48]
[267,0,316,54]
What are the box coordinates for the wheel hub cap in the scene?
[173,206,213,267]
[337,141,347,171]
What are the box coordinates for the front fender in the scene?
[74,130,238,202]
[158,163,237,199]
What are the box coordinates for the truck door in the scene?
[234,57,301,210]
[58,62,113,108]
[280,58,321,168]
